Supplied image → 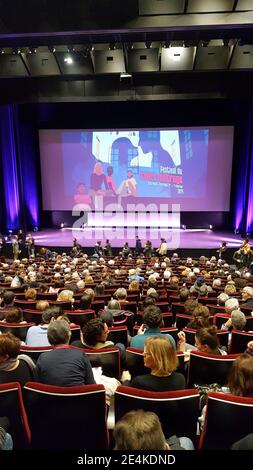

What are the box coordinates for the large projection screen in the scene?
[39,126,234,212]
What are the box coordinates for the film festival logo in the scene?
[72,198,181,249]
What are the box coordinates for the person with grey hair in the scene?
[115,287,127,302]
[221,310,246,331]
[217,293,229,306]
[225,298,239,314]
[241,286,253,307]
[36,320,95,387]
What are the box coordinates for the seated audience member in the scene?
[227,353,253,397]
[94,284,105,296]
[245,340,253,356]
[146,288,159,302]
[179,287,190,303]
[35,300,50,311]
[115,288,128,303]
[3,308,26,324]
[224,284,237,296]
[0,333,36,386]
[186,305,211,329]
[231,434,253,450]
[130,306,176,350]
[217,293,229,306]
[78,292,93,310]
[128,269,144,283]
[221,310,246,331]
[2,291,15,309]
[142,296,156,309]
[178,326,227,358]
[0,426,13,450]
[25,309,56,347]
[225,298,239,315]
[72,317,126,361]
[241,286,253,307]
[24,288,37,301]
[184,299,198,315]
[114,410,194,450]
[123,336,185,392]
[190,276,211,295]
[99,310,113,327]
[128,280,140,291]
[36,320,95,386]
[56,289,74,303]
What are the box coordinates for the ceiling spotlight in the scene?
[60,223,65,229]
[145,41,152,49]
[209,225,213,230]
[49,45,56,53]
[109,43,116,50]
[234,229,239,234]
[120,72,132,78]
[64,56,73,64]
[29,47,37,54]
[12,47,21,54]
[181,224,186,230]
[67,45,75,52]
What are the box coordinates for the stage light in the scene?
[64,56,73,64]
[120,72,132,79]
[181,224,186,230]
[209,225,213,230]
[33,226,38,232]
[60,223,65,228]
[234,229,239,234]
[8,230,13,234]
[4,236,8,242]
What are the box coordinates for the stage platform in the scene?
[32,227,242,250]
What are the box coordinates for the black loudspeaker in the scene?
[94,50,125,74]
[0,54,28,77]
[230,44,253,69]
[24,52,60,76]
[161,47,196,71]
[55,52,93,75]
[187,0,234,13]
[195,46,231,70]
[127,48,159,73]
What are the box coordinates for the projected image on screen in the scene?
[39,126,233,211]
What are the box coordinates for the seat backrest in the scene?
[199,392,253,449]
[188,351,239,386]
[0,382,30,449]
[0,321,35,341]
[14,300,37,310]
[84,347,121,379]
[108,326,128,347]
[22,310,43,325]
[63,310,95,327]
[175,314,191,330]
[115,386,199,440]
[230,330,253,354]
[23,382,108,449]
[245,316,253,332]
[20,345,53,363]
[213,313,230,329]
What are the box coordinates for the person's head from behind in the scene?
[191,305,210,329]
[4,308,23,324]
[94,284,105,296]
[99,310,113,327]
[78,292,92,310]
[142,296,156,309]
[25,288,37,301]
[231,310,246,330]
[0,333,20,362]
[47,320,71,346]
[129,280,139,291]
[3,291,15,306]
[217,293,229,306]
[225,297,239,314]
[144,336,178,374]
[179,287,189,302]
[82,318,108,346]
[114,410,167,450]
[115,288,127,301]
[228,354,253,397]
[143,305,163,329]
[184,299,198,315]
[107,299,121,311]
[195,326,219,354]
[35,300,50,311]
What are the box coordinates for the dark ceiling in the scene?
[1,0,253,103]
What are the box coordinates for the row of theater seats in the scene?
[1,380,252,450]
[0,320,252,353]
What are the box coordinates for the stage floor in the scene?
[32,227,243,250]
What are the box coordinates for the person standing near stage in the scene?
[103,239,112,257]
[135,236,142,256]
[27,233,35,258]
[143,240,153,258]
[217,241,227,260]
[12,235,20,261]
[157,238,168,257]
